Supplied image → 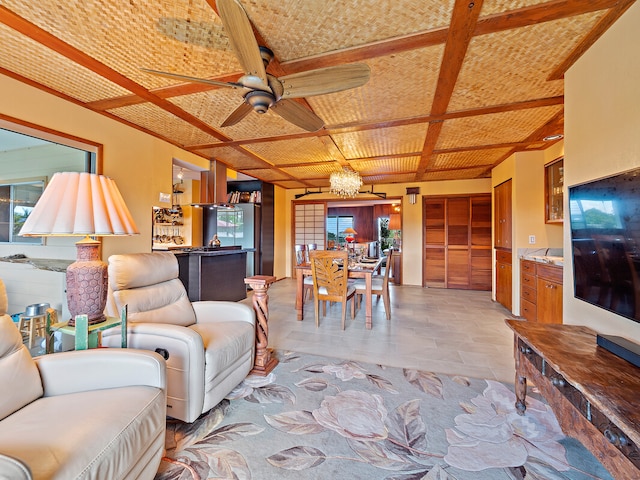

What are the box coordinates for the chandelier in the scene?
[329,168,362,198]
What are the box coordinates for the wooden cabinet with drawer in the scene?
[536,263,563,324]
[520,259,563,323]
[520,260,537,321]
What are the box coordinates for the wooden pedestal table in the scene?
[506,320,640,479]
[245,275,278,376]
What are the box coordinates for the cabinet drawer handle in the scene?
[551,377,565,387]
[519,346,532,354]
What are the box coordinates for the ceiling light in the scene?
[543,134,564,141]
[330,168,362,198]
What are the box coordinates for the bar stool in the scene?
[18,303,50,349]
[18,313,47,349]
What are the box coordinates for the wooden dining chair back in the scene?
[296,244,315,302]
[309,250,356,329]
[355,248,394,321]
[295,244,307,266]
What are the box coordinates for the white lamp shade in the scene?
[19,172,139,236]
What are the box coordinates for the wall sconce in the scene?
[406,187,420,204]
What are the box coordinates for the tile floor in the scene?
[24,278,519,383]
[247,277,519,384]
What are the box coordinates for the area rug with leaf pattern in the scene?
[155,351,612,480]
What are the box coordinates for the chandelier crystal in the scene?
[329,168,362,198]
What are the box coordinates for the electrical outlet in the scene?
[528,235,536,244]
[159,192,171,203]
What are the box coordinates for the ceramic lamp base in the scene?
[66,237,107,326]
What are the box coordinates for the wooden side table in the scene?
[244,275,278,376]
[506,320,640,478]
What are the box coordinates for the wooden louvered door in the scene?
[423,194,491,290]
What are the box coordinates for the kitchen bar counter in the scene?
[173,247,253,302]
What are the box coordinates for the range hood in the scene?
[192,160,234,209]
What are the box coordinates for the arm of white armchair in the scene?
[0,453,31,480]
[34,349,165,397]
[192,301,255,326]
[101,322,207,423]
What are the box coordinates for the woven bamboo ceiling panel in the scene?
[436,105,563,149]
[109,103,223,147]
[243,0,455,61]
[332,124,430,159]
[0,0,634,189]
[280,162,342,181]
[193,146,269,170]
[309,45,444,126]
[243,137,337,166]
[350,156,422,177]
[0,24,130,102]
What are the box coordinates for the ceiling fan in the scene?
[142,0,371,132]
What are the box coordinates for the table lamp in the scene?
[19,172,139,325]
[343,227,357,243]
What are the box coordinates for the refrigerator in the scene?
[202,204,261,277]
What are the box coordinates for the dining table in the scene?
[295,256,384,329]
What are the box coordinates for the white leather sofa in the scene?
[0,286,167,480]
[102,252,256,423]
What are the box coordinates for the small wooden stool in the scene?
[18,314,47,349]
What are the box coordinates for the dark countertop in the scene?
[173,246,255,255]
[0,255,72,273]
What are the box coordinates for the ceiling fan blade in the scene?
[220,102,253,127]
[271,99,324,132]
[216,0,267,85]
[140,68,241,89]
[278,64,371,98]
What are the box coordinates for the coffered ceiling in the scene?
[0,1,634,189]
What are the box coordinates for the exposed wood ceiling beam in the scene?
[280,0,623,75]
[0,3,307,186]
[0,5,232,144]
[416,0,484,180]
[80,0,613,113]
[189,96,563,151]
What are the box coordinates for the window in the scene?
[0,179,45,244]
[0,120,98,248]
[326,215,354,245]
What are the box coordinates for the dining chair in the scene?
[354,249,394,321]
[309,250,356,329]
[295,244,315,302]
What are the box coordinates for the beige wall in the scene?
[0,74,209,260]
[273,184,288,280]
[564,2,640,339]
[284,178,492,286]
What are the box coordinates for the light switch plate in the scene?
[159,192,171,203]
[528,235,536,244]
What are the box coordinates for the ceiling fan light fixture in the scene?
[330,168,363,198]
[245,90,275,114]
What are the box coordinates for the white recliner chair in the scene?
[0,280,166,480]
[102,252,256,423]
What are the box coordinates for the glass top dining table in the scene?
[295,257,384,329]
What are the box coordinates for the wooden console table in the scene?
[506,320,640,479]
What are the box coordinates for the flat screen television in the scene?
[569,167,640,323]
